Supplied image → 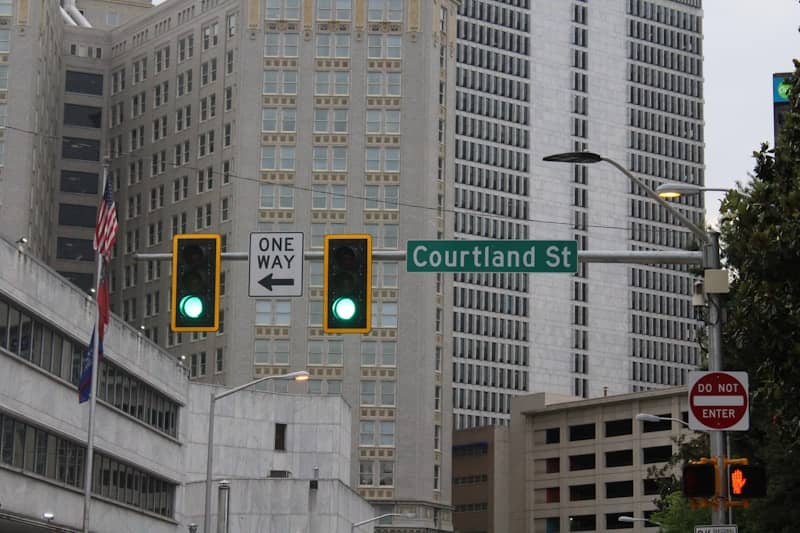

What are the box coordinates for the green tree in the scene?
[649,491,711,533]
[717,60,800,532]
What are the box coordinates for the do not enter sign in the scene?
[688,371,749,431]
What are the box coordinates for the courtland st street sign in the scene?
[406,240,578,273]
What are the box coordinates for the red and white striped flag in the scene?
[93,178,118,261]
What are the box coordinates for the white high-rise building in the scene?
[453,0,704,430]
[1,1,459,530]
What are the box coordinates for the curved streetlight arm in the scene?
[204,370,310,533]
[635,413,690,427]
[214,370,310,401]
[352,513,414,532]
[618,516,664,527]
[599,156,711,245]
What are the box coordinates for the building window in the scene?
[260,146,296,170]
[313,109,348,133]
[312,147,348,172]
[365,147,400,172]
[316,33,350,58]
[366,110,400,134]
[314,71,349,95]
[368,0,403,21]
[262,107,297,132]
[274,423,287,451]
[255,300,291,325]
[264,33,299,57]
[263,70,297,94]
[366,71,401,96]
[259,184,294,209]
[367,34,402,59]
[317,0,351,21]
[254,339,290,364]
[266,0,300,20]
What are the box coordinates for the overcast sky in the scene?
[151,0,799,220]
[704,0,799,224]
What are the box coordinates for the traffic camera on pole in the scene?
[323,234,371,334]
[171,234,221,332]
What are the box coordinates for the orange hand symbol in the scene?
[731,468,747,494]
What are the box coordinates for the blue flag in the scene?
[79,328,104,404]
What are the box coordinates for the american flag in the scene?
[93,178,118,261]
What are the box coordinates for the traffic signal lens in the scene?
[332,297,357,321]
[728,464,767,499]
[334,246,356,269]
[179,295,205,319]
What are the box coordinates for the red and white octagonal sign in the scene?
[688,371,749,431]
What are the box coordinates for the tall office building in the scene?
[453,0,705,430]
[0,1,458,530]
[453,0,532,429]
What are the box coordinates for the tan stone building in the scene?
[452,388,694,533]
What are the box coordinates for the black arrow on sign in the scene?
[258,273,295,291]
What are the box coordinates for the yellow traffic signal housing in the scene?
[323,234,372,334]
[171,234,221,332]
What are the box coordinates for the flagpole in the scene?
[82,159,109,533]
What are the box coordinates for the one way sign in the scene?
[249,232,304,297]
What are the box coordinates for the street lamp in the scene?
[351,513,415,532]
[543,151,728,525]
[636,413,690,427]
[618,515,664,527]
[655,183,731,199]
[202,370,310,533]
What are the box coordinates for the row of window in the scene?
[456,91,529,126]
[454,164,529,197]
[457,0,530,32]
[453,287,528,317]
[0,410,176,517]
[629,153,704,185]
[540,414,687,444]
[627,0,701,33]
[457,20,530,56]
[259,145,400,173]
[631,337,699,366]
[267,0,404,22]
[266,32,403,59]
[453,387,515,415]
[254,300,399,330]
[262,69,402,97]
[454,213,529,241]
[456,44,528,79]
[453,336,529,366]
[453,363,528,391]
[455,186,528,220]
[454,271,528,293]
[456,115,529,149]
[632,360,687,386]
[262,107,400,134]
[0,296,180,437]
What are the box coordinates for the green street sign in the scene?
[407,240,578,273]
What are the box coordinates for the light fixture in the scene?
[655,183,730,199]
[542,151,603,164]
[15,237,28,245]
[635,413,664,423]
[42,512,55,522]
[288,370,310,382]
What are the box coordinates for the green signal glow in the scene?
[179,295,204,319]
[332,297,357,321]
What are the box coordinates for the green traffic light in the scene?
[179,295,204,319]
[332,297,357,321]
